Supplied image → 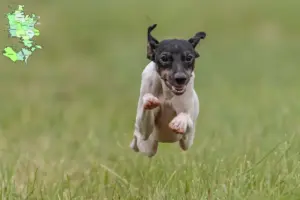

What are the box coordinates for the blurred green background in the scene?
[1,0,300,199]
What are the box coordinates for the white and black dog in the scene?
[130,24,206,157]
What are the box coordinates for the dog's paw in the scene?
[143,93,160,110]
[169,114,188,134]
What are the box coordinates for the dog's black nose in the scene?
[174,73,187,85]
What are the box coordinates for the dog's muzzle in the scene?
[163,77,189,96]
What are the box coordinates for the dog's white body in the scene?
[130,61,200,157]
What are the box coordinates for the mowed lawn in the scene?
[1,0,300,199]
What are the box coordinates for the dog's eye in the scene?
[185,54,194,62]
[160,55,169,63]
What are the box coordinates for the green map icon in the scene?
[2,5,42,64]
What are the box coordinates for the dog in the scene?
[130,24,206,157]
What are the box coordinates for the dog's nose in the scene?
[174,73,187,85]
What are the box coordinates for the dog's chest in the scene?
[153,97,182,142]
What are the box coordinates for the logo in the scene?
[3,5,42,63]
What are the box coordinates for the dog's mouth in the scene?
[164,80,187,95]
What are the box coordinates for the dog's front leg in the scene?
[130,93,160,157]
[169,113,195,150]
[130,62,161,156]
[135,93,160,140]
[169,90,199,151]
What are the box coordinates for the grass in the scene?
[0,0,300,199]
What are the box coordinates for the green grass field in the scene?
[1,0,300,199]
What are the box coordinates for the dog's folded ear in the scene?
[147,24,159,61]
[188,32,206,48]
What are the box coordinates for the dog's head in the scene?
[147,24,206,95]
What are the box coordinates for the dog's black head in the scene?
[147,24,206,95]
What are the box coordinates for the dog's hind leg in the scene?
[136,133,158,157]
[179,125,195,151]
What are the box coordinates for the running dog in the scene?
[130,24,206,157]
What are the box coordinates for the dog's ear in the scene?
[147,24,159,61]
[188,32,206,49]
